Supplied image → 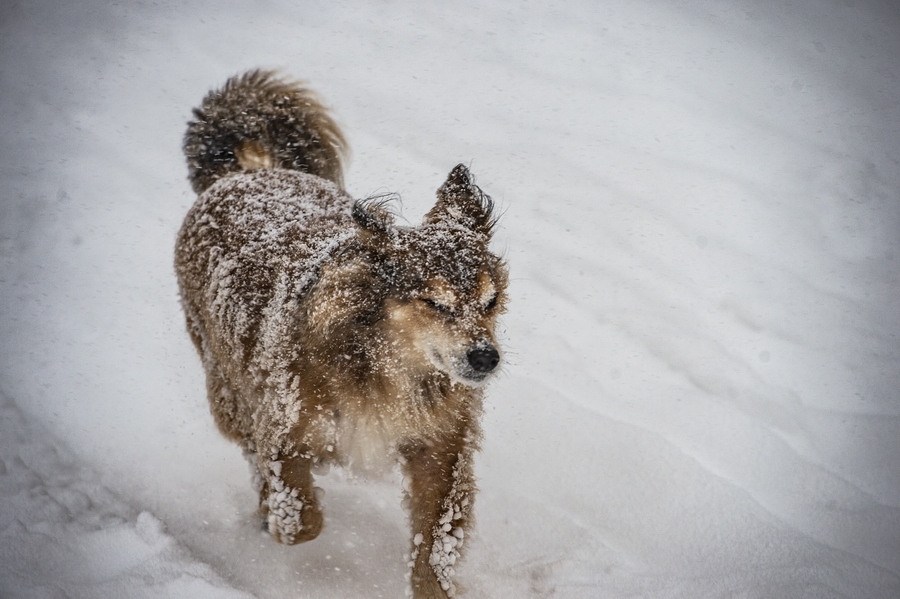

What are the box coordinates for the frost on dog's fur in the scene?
[174,71,507,599]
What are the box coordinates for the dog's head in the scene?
[352,165,508,386]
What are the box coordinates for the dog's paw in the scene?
[265,485,323,545]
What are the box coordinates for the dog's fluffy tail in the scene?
[183,70,348,194]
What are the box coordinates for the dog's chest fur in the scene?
[302,365,481,476]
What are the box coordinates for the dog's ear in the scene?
[352,198,394,247]
[423,164,496,238]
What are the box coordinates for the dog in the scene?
[174,70,507,598]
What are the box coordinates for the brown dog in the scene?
[174,71,507,598]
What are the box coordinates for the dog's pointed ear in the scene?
[423,164,496,238]
[352,198,394,247]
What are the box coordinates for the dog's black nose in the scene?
[467,346,500,373]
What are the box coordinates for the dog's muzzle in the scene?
[466,345,500,373]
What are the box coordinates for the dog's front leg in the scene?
[401,438,475,599]
[262,452,324,545]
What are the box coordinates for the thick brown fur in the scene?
[174,71,507,599]
[184,69,348,193]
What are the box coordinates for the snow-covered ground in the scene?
[2,0,900,597]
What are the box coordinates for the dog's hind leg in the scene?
[197,344,250,444]
[183,309,249,444]
[401,437,476,599]
[260,452,324,545]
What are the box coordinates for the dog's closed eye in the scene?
[483,293,498,312]
[420,298,452,314]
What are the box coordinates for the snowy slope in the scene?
[0,391,255,599]
[2,0,900,597]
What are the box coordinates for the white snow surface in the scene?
[2,0,899,597]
